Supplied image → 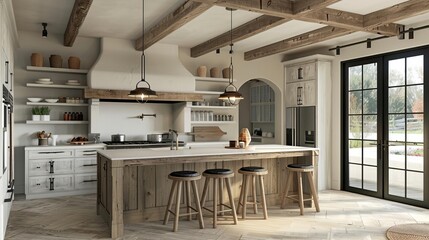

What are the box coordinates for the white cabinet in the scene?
[286,62,316,83]
[25,145,105,199]
[285,80,316,107]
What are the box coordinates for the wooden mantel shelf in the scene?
[84,88,204,102]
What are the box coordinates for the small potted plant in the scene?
[31,107,41,121]
[36,130,51,146]
[40,106,51,121]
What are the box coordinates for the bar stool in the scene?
[200,169,238,228]
[237,166,268,219]
[281,164,320,215]
[163,171,204,232]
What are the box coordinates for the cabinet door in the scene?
[75,157,97,173]
[28,176,50,194]
[286,66,299,83]
[28,159,74,176]
[303,62,316,81]
[285,82,300,107]
[75,173,97,190]
[28,175,73,193]
[303,80,317,106]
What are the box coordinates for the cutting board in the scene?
[191,126,227,142]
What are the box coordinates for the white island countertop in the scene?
[98,144,318,161]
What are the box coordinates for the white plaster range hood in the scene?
[87,37,196,95]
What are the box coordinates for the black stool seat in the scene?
[203,169,233,175]
[239,166,266,172]
[170,171,200,178]
[288,164,313,169]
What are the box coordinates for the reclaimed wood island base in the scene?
[97,145,319,239]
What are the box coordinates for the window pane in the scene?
[363,166,377,192]
[407,85,423,113]
[389,58,405,86]
[349,65,362,90]
[363,115,377,140]
[389,87,405,113]
[349,164,362,189]
[407,143,424,171]
[349,140,362,164]
[363,141,377,166]
[407,55,424,85]
[349,116,362,139]
[349,91,362,114]
[407,171,423,201]
[407,114,423,143]
[389,114,405,142]
[389,144,405,169]
[389,169,405,197]
[363,63,377,89]
[363,89,377,114]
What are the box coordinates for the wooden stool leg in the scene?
[212,177,218,228]
[163,180,177,225]
[237,175,246,214]
[252,175,258,214]
[306,171,320,212]
[259,175,268,219]
[297,172,304,216]
[200,178,209,208]
[225,177,238,225]
[281,171,294,209]
[192,180,205,229]
[185,181,192,221]
[242,175,249,219]
[173,181,183,232]
[219,178,224,216]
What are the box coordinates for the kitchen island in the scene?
[97,144,318,238]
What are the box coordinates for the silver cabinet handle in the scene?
[39,151,65,154]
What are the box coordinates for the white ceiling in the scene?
[11,0,429,57]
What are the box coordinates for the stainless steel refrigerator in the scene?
[286,106,316,147]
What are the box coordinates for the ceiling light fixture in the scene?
[218,8,243,106]
[128,0,157,102]
[42,23,48,38]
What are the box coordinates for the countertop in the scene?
[25,143,106,150]
[98,144,318,161]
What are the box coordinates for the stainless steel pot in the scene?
[111,134,126,142]
[147,133,171,142]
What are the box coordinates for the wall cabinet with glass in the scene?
[250,83,275,123]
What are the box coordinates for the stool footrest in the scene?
[168,206,200,217]
[202,203,234,214]
[286,195,314,202]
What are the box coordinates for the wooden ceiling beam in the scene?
[293,0,341,15]
[135,1,211,51]
[244,26,353,61]
[364,0,429,29]
[191,15,290,58]
[64,0,93,47]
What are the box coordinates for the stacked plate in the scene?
[35,78,53,85]
[66,80,80,86]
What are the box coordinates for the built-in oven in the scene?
[3,85,14,200]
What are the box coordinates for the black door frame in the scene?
[341,45,429,208]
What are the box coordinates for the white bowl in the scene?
[67,79,79,83]
[45,99,59,103]
[27,98,43,102]
[37,78,51,82]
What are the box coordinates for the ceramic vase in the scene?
[210,67,220,78]
[32,115,41,121]
[31,53,43,67]
[38,138,48,146]
[239,128,251,148]
[222,67,231,79]
[68,56,80,69]
[197,66,207,77]
[49,55,62,68]
[41,115,50,121]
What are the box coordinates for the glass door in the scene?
[343,47,429,208]
[384,52,428,206]
[343,58,383,197]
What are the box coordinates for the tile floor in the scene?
[5,190,429,239]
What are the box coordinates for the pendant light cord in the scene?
[141,0,146,83]
[229,9,234,85]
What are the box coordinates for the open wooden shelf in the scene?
[26,83,87,89]
[26,66,89,74]
[26,120,89,125]
[26,102,89,107]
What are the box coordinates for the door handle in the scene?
[49,161,55,173]
[49,177,55,191]
[83,180,97,183]
[83,164,97,167]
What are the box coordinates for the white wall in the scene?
[330,27,429,190]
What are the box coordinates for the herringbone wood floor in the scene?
[6,190,429,239]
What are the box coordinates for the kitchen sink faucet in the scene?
[169,129,179,150]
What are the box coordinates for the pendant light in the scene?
[218,8,243,106]
[128,0,157,102]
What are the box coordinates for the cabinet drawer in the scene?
[75,158,97,173]
[28,175,74,194]
[28,150,74,159]
[75,148,101,157]
[286,62,316,83]
[75,173,97,190]
[28,159,74,176]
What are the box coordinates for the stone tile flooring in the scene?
[6,190,429,239]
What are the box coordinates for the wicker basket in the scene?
[31,53,43,67]
[68,56,80,69]
[49,55,62,68]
